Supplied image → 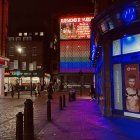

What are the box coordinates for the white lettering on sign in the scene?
[60,17,93,23]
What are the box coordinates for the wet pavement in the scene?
[0,91,140,140]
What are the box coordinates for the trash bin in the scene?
[69,89,76,101]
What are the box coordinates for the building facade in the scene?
[0,0,9,95]
[91,0,140,118]
[6,33,51,91]
[59,15,95,91]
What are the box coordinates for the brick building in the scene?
[0,0,9,95]
[5,32,51,91]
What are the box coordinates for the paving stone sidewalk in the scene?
[1,91,140,140]
[0,92,36,140]
[34,92,140,140]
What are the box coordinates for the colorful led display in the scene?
[60,40,95,73]
[60,16,93,40]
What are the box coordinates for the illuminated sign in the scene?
[60,16,93,40]
[60,40,95,73]
[121,6,136,24]
[4,71,38,76]
[122,33,140,54]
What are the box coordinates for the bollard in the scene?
[59,96,63,110]
[47,100,51,121]
[73,91,76,101]
[63,94,66,107]
[24,99,34,140]
[16,112,23,140]
[68,92,71,102]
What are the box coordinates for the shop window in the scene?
[112,39,121,56]
[122,34,140,54]
[113,64,123,110]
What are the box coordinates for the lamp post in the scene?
[17,46,22,99]
[30,61,33,97]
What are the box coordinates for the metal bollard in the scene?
[47,100,51,121]
[59,96,63,110]
[16,112,23,140]
[63,94,66,107]
[24,99,34,140]
[68,92,71,102]
[73,91,76,101]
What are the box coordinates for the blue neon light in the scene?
[90,33,96,61]
[121,6,136,24]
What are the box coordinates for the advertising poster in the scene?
[124,64,140,113]
[60,17,93,40]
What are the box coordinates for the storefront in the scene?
[4,71,45,91]
[90,0,140,118]
[0,57,9,95]
[112,34,140,118]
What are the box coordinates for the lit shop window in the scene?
[112,39,121,56]
[122,34,140,54]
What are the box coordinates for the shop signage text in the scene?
[5,71,38,76]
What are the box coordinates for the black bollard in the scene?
[68,92,71,102]
[59,96,63,110]
[24,99,34,140]
[16,112,23,140]
[47,100,51,121]
[73,91,76,101]
[63,94,66,107]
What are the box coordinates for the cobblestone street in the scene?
[0,92,36,140]
[1,91,140,140]
[0,91,69,140]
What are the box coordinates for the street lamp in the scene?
[17,47,22,54]
[30,58,33,97]
[17,46,22,99]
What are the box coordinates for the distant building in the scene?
[5,32,51,91]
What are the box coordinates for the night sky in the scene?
[8,0,93,35]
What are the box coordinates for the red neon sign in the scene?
[60,16,93,40]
